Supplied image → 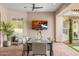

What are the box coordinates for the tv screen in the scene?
[32,20,48,30]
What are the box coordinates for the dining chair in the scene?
[32,43,47,56]
[22,37,32,56]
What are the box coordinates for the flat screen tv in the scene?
[32,20,48,30]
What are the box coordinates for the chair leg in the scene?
[22,50,26,56]
[32,54,35,56]
[32,54,47,56]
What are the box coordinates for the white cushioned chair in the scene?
[32,43,47,56]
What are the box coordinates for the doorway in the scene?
[11,18,24,44]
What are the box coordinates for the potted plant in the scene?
[1,21,13,47]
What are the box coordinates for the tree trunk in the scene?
[69,19,73,44]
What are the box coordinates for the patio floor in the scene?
[0,43,79,56]
[53,43,79,56]
[0,44,23,56]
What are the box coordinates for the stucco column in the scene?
[53,12,56,42]
[0,32,3,47]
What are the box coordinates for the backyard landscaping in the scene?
[68,44,79,52]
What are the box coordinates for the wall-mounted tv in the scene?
[32,20,48,30]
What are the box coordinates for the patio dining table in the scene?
[23,39,53,56]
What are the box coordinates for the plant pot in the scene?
[3,40,11,47]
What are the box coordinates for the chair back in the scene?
[32,43,47,55]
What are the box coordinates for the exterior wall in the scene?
[0,5,8,47]
[56,3,78,42]
[0,5,8,21]
[27,12,54,41]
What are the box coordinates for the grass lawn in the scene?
[68,44,79,52]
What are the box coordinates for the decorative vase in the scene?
[37,30,42,40]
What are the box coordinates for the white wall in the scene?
[27,12,54,40]
[0,5,54,44]
[7,11,54,41]
[0,5,8,21]
[56,15,63,42]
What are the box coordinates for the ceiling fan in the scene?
[32,4,43,11]
[24,4,43,11]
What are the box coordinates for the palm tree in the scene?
[1,21,13,41]
[69,19,73,44]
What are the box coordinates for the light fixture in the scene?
[70,9,79,16]
[24,4,43,11]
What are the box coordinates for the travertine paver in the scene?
[0,45,23,56]
[53,43,79,56]
[0,43,79,56]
